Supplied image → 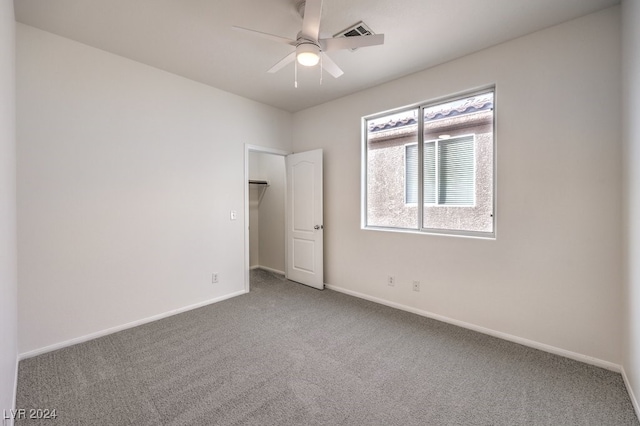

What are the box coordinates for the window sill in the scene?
[361,225,496,240]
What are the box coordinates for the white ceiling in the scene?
[14,0,619,112]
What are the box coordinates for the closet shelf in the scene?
[249,179,269,206]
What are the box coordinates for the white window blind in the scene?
[405,136,475,205]
[424,142,436,204]
[438,136,475,205]
[405,144,418,203]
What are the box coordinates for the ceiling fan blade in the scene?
[232,26,296,46]
[320,34,385,52]
[301,0,323,41]
[320,53,344,78]
[268,51,296,73]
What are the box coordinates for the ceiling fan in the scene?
[233,0,384,83]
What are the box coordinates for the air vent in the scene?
[334,21,375,51]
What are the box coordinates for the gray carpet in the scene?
[16,269,640,425]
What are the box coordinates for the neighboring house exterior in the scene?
[366,96,494,233]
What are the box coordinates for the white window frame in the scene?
[362,86,496,239]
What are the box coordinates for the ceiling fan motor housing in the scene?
[296,41,320,66]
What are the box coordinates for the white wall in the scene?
[17,24,292,354]
[293,7,622,365]
[0,0,17,416]
[622,0,640,414]
[257,154,285,273]
[248,152,261,268]
[248,151,286,273]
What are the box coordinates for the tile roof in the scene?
[369,97,493,133]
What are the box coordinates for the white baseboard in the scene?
[18,290,247,360]
[325,283,621,372]
[255,265,285,276]
[622,367,640,420]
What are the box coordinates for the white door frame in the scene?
[244,144,290,293]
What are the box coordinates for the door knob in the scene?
[314,225,324,230]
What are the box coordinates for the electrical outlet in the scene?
[212,273,219,283]
[387,276,395,286]
[413,280,420,292]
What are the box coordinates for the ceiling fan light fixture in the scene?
[296,42,320,67]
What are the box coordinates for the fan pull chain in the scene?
[320,54,323,85]
[294,60,298,88]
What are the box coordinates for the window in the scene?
[364,88,495,237]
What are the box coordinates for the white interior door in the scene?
[286,149,323,289]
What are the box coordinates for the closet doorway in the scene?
[245,146,287,290]
[244,145,324,292]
